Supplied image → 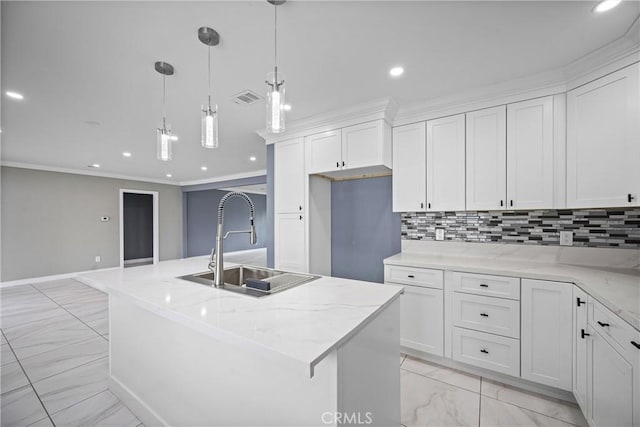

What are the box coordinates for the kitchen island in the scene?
[79,257,402,427]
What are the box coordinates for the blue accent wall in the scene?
[186,190,267,257]
[331,176,401,283]
[266,145,275,268]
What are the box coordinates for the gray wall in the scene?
[185,190,267,257]
[1,167,183,281]
[331,176,401,283]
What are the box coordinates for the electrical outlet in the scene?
[435,229,445,241]
[560,231,573,246]
[95,256,101,263]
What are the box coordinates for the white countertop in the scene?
[384,251,640,330]
[79,257,402,377]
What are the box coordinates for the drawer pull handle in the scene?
[407,275,415,279]
[576,297,585,307]
[480,313,489,317]
[581,329,590,339]
[479,284,489,288]
[631,341,640,350]
[480,349,489,354]
[597,321,610,328]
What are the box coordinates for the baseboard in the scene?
[123,257,153,266]
[401,347,577,404]
[0,267,121,289]
[109,375,168,427]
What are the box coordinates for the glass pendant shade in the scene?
[156,127,174,161]
[266,71,285,133]
[201,105,219,149]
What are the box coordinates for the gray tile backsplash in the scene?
[401,208,640,249]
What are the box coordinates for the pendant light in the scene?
[265,0,286,134]
[155,61,178,161]
[198,27,220,149]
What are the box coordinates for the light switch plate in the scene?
[95,256,101,263]
[435,229,445,241]
[560,231,573,246]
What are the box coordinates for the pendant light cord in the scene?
[208,45,212,108]
[274,3,278,82]
[162,74,167,129]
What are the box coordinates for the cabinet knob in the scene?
[299,215,303,221]
[420,202,424,209]
[581,329,590,339]
[597,321,610,328]
[577,297,585,307]
[480,312,489,317]
[407,275,415,279]
[500,200,504,207]
[336,162,340,168]
[631,341,640,350]
[299,205,302,211]
[428,202,431,209]
[480,349,489,354]
[479,284,489,288]
[342,161,345,167]
[629,194,635,203]
[510,200,514,207]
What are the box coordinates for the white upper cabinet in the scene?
[426,114,466,211]
[274,138,305,213]
[306,120,391,177]
[342,120,391,170]
[567,62,640,208]
[392,122,426,212]
[466,106,507,211]
[306,130,342,175]
[507,97,555,209]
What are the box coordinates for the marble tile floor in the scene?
[1,274,588,427]
[400,354,589,427]
[1,279,142,427]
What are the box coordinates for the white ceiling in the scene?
[2,1,638,184]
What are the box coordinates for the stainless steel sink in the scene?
[178,265,319,298]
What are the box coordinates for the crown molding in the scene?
[1,161,179,186]
[177,169,267,187]
[257,97,398,145]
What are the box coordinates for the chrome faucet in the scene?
[208,191,257,287]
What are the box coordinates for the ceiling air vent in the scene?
[231,90,263,105]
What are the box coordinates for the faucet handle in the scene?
[208,247,216,271]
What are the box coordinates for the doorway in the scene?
[119,189,159,268]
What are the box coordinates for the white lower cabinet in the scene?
[385,265,443,357]
[274,213,305,273]
[520,279,573,391]
[452,327,520,376]
[574,286,589,413]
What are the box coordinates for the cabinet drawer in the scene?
[450,272,520,300]
[589,298,640,359]
[452,293,520,339]
[384,265,443,289]
[452,327,520,376]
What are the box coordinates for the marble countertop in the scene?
[384,251,640,330]
[78,257,402,377]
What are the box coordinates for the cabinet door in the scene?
[574,287,589,413]
[521,279,573,391]
[588,328,635,427]
[274,138,305,213]
[400,285,444,357]
[426,114,466,211]
[507,97,554,209]
[466,106,507,210]
[274,213,305,273]
[567,63,640,208]
[392,122,426,212]
[306,130,342,175]
[342,120,389,170]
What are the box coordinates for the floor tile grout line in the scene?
[28,353,110,387]
[400,366,481,395]
[480,394,584,427]
[44,387,110,419]
[1,329,57,427]
[30,284,108,341]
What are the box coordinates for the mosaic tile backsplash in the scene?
[401,208,640,249]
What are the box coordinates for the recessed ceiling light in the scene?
[249,156,257,162]
[593,0,621,13]
[201,166,208,171]
[283,104,292,111]
[122,152,132,157]
[89,164,100,168]
[389,66,404,77]
[6,91,24,100]
[166,173,172,178]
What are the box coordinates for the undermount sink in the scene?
[178,265,319,298]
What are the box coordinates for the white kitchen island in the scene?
[79,257,402,427]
